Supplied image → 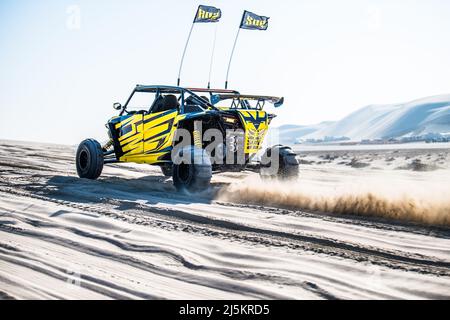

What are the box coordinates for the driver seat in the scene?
[149,95,164,113]
[160,94,179,112]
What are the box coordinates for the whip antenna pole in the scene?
[225,12,245,89]
[178,5,222,86]
[207,24,218,89]
[177,22,195,86]
[225,10,270,89]
[225,27,241,89]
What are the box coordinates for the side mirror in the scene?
[113,102,122,110]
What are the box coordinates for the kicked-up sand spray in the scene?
[217,174,450,227]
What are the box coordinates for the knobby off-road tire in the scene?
[76,139,104,179]
[172,146,212,192]
[260,145,299,180]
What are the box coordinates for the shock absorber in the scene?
[102,139,113,152]
[193,121,202,148]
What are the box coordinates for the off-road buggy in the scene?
[76,85,299,191]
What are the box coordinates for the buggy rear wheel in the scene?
[260,145,299,180]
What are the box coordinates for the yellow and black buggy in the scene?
[76,85,299,191]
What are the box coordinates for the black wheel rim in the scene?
[79,149,89,170]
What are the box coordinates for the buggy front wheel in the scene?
[172,146,212,192]
[76,139,104,180]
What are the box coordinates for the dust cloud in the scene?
[217,175,450,226]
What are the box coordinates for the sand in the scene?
[0,140,449,299]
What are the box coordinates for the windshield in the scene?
[122,88,217,114]
[125,91,158,112]
[124,90,186,114]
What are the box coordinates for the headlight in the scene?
[223,116,237,124]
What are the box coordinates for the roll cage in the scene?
[120,85,219,116]
[119,85,283,115]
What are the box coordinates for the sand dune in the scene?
[278,94,450,141]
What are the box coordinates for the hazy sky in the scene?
[1,0,450,144]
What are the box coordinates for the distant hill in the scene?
[276,122,334,144]
[276,94,450,143]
